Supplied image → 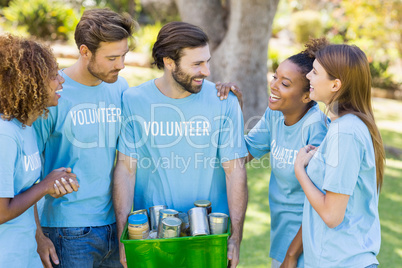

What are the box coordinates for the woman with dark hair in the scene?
[217,38,329,268]
[0,34,78,267]
[295,44,384,267]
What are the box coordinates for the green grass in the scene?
[59,60,401,267]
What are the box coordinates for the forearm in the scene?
[225,160,248,241]
[294,165,326,215]
[34,203,44,235]
[286,225,303,259]
[245,152,254,164]
[0,183,48,224]
[294,165,348,228]
[113,154,136,240]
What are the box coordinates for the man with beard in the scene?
[114,22,248,268]
[33,9,136,268]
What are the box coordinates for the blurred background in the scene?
[1,0,400,267]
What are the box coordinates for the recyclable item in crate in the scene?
[194,199,212,214]
[121,218,231,268]
[127,214,149,240]
[157,209,179,238]
[188,207,210,236]
[178,212,190,237]
[159,217,182,238]
[208,213,229,234]
[129,209,148,217]
[149,205,167,231]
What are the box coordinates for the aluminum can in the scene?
[159,217,182,238]
[178,212,190,237]
[208,212,229,234]
[157,209,179,238]
[188,207,210,236]
[194,200,212,214]
[149,205,167,231]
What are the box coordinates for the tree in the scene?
[175,0,280,129]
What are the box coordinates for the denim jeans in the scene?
[42,223,121,268]
[365,265,378,268]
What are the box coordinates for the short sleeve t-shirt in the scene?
[118,79,248,213]
[245,104,328,266]
[33,71,129,227]
[303,114,380,267]
[0,117,42,267]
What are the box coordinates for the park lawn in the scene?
[59,60,402,267]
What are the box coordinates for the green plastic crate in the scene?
[121,220,230,268]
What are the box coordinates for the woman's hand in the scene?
[42,167,79,198]
[295,145,317,170]
[215,82,243,110]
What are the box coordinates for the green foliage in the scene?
[133,23,162,59]
[88,0,141,17]
[268,48,280,73]
[3,0,79,41]
[369,61,400,90]
[325,0,401,63]
[290,10,323,44]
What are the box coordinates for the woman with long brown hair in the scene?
[295,44,385,267]
[0,34,79,267]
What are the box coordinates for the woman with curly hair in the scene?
[0,34,79,267]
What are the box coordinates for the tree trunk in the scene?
[175,0,280,130]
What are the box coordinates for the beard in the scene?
[172,65,205,94]
[87,57,120,84]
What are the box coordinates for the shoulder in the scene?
[200,80,240,106]
[333,114,368,133]
[328,114,371,144]
[0,119,20,145]
[123,79,154,99]
[303,103,328,126]
[101,76,129,96]
[116,76,129,91]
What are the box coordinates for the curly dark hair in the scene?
[287,37,330,94]
[0,34,58,125]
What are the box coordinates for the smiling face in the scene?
[87,39,129,83]
[46,73,65,107]
[306,59,338,105]
[268,60,311,117]
[171,45,211,94]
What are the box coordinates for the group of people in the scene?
[0,7,384,268]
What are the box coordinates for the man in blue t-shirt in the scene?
[33,9,136,268]
[114,22,248,268]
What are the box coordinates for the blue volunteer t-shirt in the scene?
[0,117,42,267]
[303,114,380,268]
[118,79,248,214]
[33,70,128,227]
[245,104,328,267]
